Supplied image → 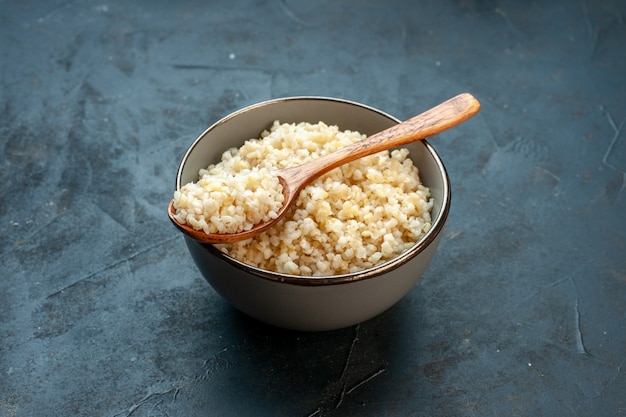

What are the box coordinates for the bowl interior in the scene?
[176,97,450,278]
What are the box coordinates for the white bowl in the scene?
[174,97,450,331]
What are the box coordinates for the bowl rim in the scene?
[176,96,451,286]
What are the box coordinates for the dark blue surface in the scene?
[1,1,625,416]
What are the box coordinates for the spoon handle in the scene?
[282,92,480,188]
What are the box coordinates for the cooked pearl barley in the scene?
[212,121,433,276]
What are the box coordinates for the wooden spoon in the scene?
[168,92,480,244]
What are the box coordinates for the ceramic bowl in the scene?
[174,97,450,331]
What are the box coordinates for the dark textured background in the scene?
[1,1,625,416]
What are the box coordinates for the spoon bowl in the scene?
[168,93,480,243]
